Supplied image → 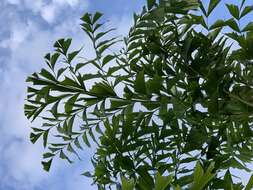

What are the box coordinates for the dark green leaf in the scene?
[240,6,253,19]
[82,171,93,178]
[30,132,43,144]
[81,13,92,25]
[102,54,115,66]
[92,12,103,24]
[134,70,146,94]
[226,4,240,19]
[147,0,156,10]
[245,174,253,190]
[242,22,253,32]
[82,132,91,147]
[42,159,52,172]
[207,0,221,16]
[43,130,49,148]
[226,18,240,32]
[209,19,226,30]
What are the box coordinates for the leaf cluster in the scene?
[25,0,253,189]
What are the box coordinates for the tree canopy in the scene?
[25,0,253,189]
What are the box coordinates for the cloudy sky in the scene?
[0,0,253,190]
[0,0,144,189]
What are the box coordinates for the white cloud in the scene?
[4,0,85,23]
[23,0,45,14]
[41,4,57,23]
[0,22,31,50]
[53,0,79,7]
[0,1,93,189]
[5,0,20,5]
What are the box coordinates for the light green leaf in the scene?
[121,176,135,190]
[193,161,204,183]
[155,172,172,190]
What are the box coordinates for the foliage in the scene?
[25,0,253,189]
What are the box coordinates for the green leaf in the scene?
[223,170,233,189]
[43,130,49,148]
[134,70,146,94]
[191,162,215,190]
[102,54,115,66]
[60,150,73,163]
[30,132,42,144]
[90,82,116,97]
[68,48,82,63]
[242,22,253,32]
[74,138,83,150]
[82,132,91,147]
[226,4,240,19]
[240,6,253,19]
[43,152,55,159]
[42,159,52,172]
[40,69,56,81]
[50,53,60,69]
[240,0,246,10]
[82,171,92,178]
[198,0,207,16]
[155,172,172,190]
[64,94,79,113]
[81,13,92,25]
[137,166,154,189]
[110,99,130,109]
[147,74,163,94]
[92,12,103,24]
[95,29,115,41]
[207,0,221,16]
[193,161,204,183]
[57,67,67,78]
[147,0,156,10]
[245,174,253,190]
[54,38,72,55]
[121,176,135,190]
[226,18,240,32]
[67,115,75,135]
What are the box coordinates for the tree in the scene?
[24,0,253,189]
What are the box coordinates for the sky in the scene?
[0,0,253,190]
[0,0,144,189]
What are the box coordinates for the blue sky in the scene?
[0,0,253,190]
[0,0,144,189]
